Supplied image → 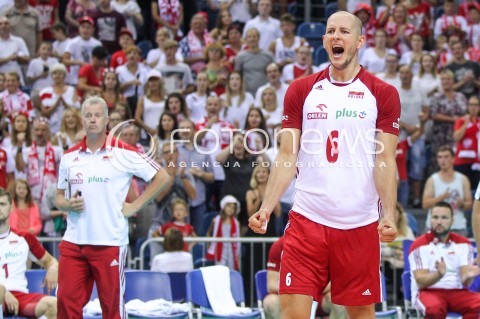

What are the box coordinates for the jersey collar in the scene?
[326,66,365,87]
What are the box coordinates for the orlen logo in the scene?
[307,104,328,120]
[70,172,84,184]
[335,108,367,119]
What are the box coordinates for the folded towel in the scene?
[83,298,102,316]
[200,265,252,315]
[126,299,189,317]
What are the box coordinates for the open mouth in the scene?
[332,46,344,58]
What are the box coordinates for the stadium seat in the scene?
[402,239,413,272]
[297,22,326,50]
[186,268,262,319]
[124,270,172,302]
[314,46,328,66]
[324,2,338,19]
[168,272,188,302]
[254,270,268,309]
[137,40,153,59]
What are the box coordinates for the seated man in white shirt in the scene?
[408,201,480,318]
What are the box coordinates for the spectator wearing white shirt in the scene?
[116,45,149,115]
[0,16,29,86]
[399,33,427,76]
[111,0,144,41]
[434,0,469,39]
[51,23,71,60]
[134,69,166,138]
[220,0,255,25]
[269,13,307,69]
[39,63,79,135]
[258,86,282,140]
[62,16,102,85]
[151,227,194,273]
[185,71,209,124]
[220,70,254,129]
[146,28,183,70]
[254,63,288,110]
[156,39,194,95]
[376,53,401,89]
[413,53,441,97]
[242,0,282,52]
[26,42,58,93]
[360,28,396,74]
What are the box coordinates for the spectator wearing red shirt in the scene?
[384,4,415,55]
[458,0,480,24]
[9,179,42,236]
[453,96,480,190]
[109,28,134,69]
[353,3,376,50]
[77,45,108,99]
[28,0,59,41]
[406,0,431,45]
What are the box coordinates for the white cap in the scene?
[220,195,240,215]
[146,69,162,80]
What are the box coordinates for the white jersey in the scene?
[57,137,159,246]
[282,67,401,229]
[274,36,302,65]
[0,228,46,293]
[65,36,102,85]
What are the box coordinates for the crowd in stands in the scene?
[0,0,478,313]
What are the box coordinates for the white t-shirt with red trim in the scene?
[282,67,401,229]
[0,228,46,293]
[57,137,159,246]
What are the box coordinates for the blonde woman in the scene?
[413,53,442,97]
[246,165,281,236]
[259,86,283,138]
[54,108,83,151]
[134,70,165,137]
[220,71,254,129]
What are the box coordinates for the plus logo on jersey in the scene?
[308,104,328,120]
[336,108,367,119]
[348,88,365,99]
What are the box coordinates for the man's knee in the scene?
[280,294,313,319]
[36,296,57,318]
[345,305,375,319]
[263,294,281,319]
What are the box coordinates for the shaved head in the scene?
[327,11,363,37]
